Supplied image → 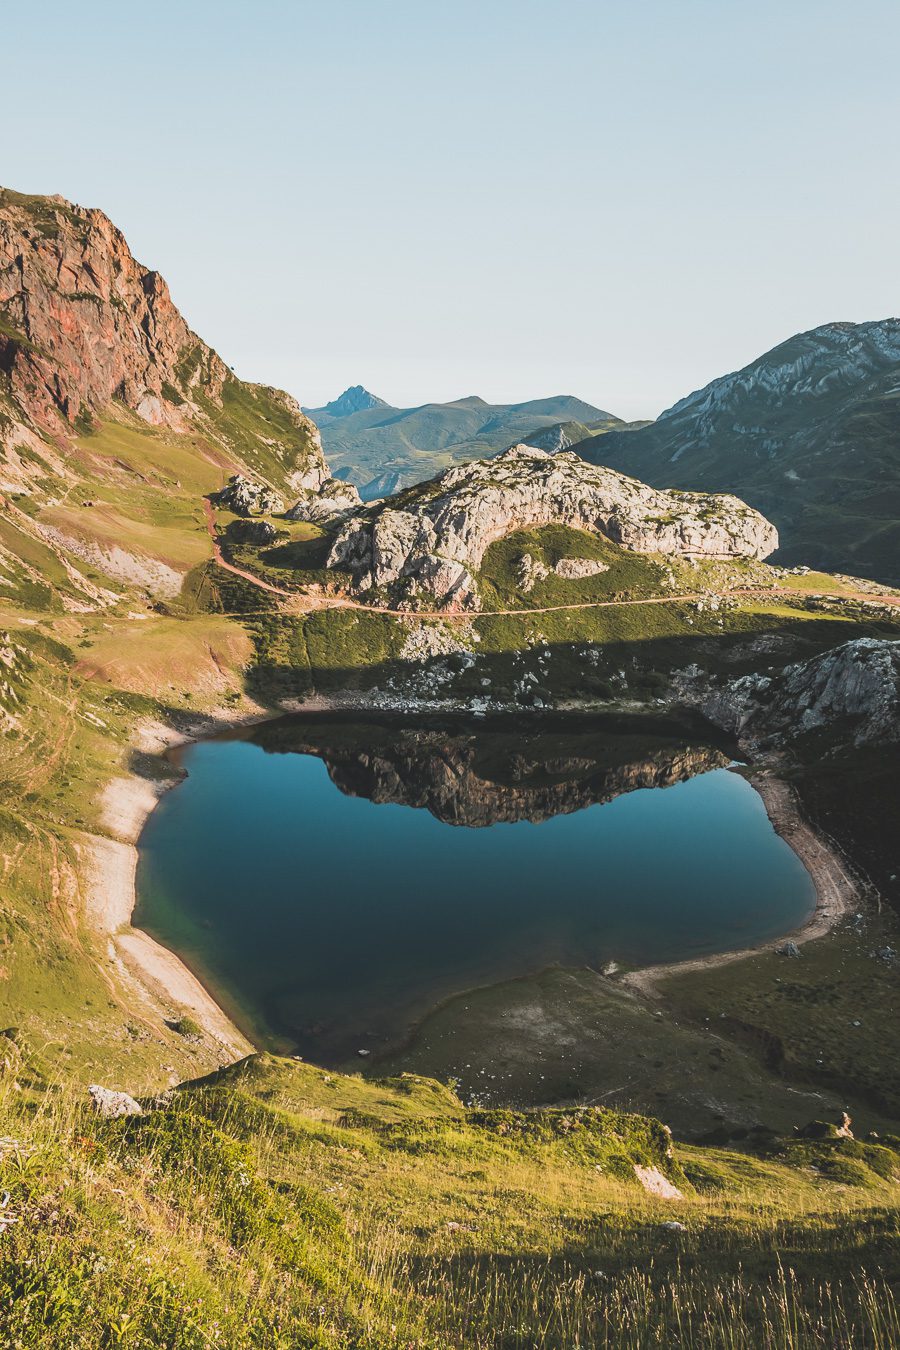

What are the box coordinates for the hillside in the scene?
[2,188,900,1346]
[6,1054,900,1348]
[573,319,900,584]
[304,387,622,497]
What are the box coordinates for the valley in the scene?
[0,187,899,1347]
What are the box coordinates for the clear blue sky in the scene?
[6,0,898,419]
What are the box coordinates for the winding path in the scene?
[203,500,900,621]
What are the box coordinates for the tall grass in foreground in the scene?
[1,1067,900,1347]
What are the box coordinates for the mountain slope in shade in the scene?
[305,390,621,497]
[573,319,900,585]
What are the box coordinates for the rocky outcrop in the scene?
[326,445,778,610]
[226,518,278,546]
[0,187,328,493]
[88,1084,143,1118]
[0,190,224,438]
[678,638,900,747]
[553,557,610,580]
[213,475,285,517]
[285,477,362,522]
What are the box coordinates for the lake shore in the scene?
[83,712,268,1068]
[84,699,865,1077]
[621,761,862,999]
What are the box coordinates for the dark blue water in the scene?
[135,719,815,1062]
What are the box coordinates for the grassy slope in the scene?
[4,1055,900,1348]
[2,414,900,1343]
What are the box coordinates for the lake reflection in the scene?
[135,714,815,1063]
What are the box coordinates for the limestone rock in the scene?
[285,478,362,523]
[554,557,611,579]
[681,638,900,747]
[226,518,278,546]
[634,1165,684,1200]
[516,553,549,592]
[212,475,284,517]
[327,445,777,610]
[88,1084,143,1119]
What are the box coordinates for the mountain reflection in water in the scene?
[245,714,732,828]
[136,713,815,1064]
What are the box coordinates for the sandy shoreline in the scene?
[83,702,866,1070]
[83,714,263,1066]
[622,762,862,998]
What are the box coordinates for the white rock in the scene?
[88,1085,143,1119]
[327,445,777,610]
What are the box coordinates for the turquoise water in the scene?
[135,717,816,1062]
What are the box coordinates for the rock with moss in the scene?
[226,518,278,546]
[212,475,284,517]
[286,477,361,523]
[326,444,778,610]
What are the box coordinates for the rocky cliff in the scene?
[326,444,778,610]
[0,187,327,494]
[679,638,900,748]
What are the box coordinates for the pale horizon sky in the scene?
[5,0,899,420]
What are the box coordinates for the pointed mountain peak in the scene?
[322,385,389,417]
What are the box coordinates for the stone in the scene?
[285,478,362,523]
[553,557,611,579]
[777,942,802,958]
[633,1165,685,1200]
[226,518,278,546]
[88,1084,143,1119]
[212,475,284,517]
[326,445,777,610]
[680,638,900,748]
[516,553,549,592]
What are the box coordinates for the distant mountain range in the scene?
[573,319,900,585]
[303,389,623,499]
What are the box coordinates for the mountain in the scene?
[303,389,621,498]
[572,319,900,585]
[313,384,389,418]
[0,187,328,498]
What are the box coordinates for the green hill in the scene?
[304,388,622,497]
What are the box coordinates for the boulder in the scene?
[226,518,278,546]
[554,557,611,579]
[212,475,284,517]
[285,478,362,523]
[88,1084,143,1119]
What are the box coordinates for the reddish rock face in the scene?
[0,189,227,437]
[0,188,329,495]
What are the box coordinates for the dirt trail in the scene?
[202,499,295,597]
[203,501,900,621]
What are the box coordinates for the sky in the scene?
[5,0,899,420]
